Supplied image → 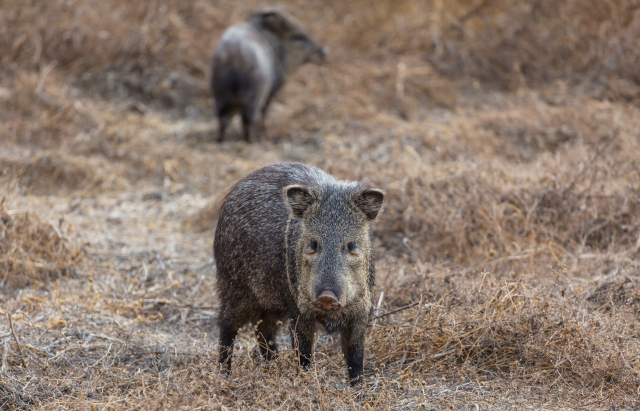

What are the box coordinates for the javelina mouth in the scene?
[315,291,340,311]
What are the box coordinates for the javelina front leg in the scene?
[340,322,367,386]
[255,316,279,361]
[290,319,315,370]
[218,321,238,374]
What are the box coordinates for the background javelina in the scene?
[214,162,384,386]
[211,6,326,143]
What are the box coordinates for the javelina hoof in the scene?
[219,363,231,378]
[349,374,363,387]
[315,291,340,311]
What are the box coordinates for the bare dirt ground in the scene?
[2,0,640,409]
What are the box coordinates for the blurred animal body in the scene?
[211,6,326,142]
[213,162,385,385]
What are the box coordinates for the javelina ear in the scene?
[355,188,385,221]
[258,9,291,35]
[284,185,316,218]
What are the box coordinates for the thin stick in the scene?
[371,291,384,329]
[400,345,473,370]
[7,313,26,368]
[312,354,327,411]
[400,294,423,369]
[430,348,456,360]
[2,339,8,372]
[374,301,432,320]
[188,274,205,298]
[35,61,57,94]
[562,130,620,196]
[374,301,418,319]
[580,362,640,407]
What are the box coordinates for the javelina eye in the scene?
[308,240,319,252]
[347,242,357,252]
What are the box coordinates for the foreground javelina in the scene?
[211,6,326,142]
[214,163,384,386]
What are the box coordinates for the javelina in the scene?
[214,162,384,386]
[211,5,326,142]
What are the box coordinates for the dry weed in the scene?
[0,190,84,292]
[1,0,640,409]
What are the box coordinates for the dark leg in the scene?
[340,321,367,386]
[255,316,280,361]
[241,102,264,143]
[289,317,315,370]
[258,97,272,135]
[218,320,238,375]
[257,116,266,136]
[217,116,230,143]
[241,113,257,143]
[241,119,255,143]
[216,105,234,143]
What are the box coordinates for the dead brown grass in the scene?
[322,0,640,89]
[1,0,640,409]
[0,187,84,292]
[2,261,639,409]
[371,273,640,398]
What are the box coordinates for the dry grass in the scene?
[0,186,84,292]
[322,0,640,89]
[2,0,640,409]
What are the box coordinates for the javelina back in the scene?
[214,163,384,386]
[211,6,326,143]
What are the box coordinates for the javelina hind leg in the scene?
[216,106,234,143]
[290,318,315,370]
[255,315,280,361]
[241,120,256,143]
[218,321,238,374]
[257,96,273,135]
[340,323,366,386]
[241,103,262,143]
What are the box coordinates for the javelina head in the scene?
[284,183,384,312]
[249,5,326,72]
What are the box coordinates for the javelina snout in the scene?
[212,6,326,143]
[214,163,385,386]
[315,291,340,311]
[304,236,353,312]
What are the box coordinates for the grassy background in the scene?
[1,0,640,409]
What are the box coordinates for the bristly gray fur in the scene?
[213,162,385,386]
[211,5,326,143]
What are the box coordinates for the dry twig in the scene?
[400,294,423,369]
[6,313,26,368]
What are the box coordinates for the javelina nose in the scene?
[315,291,340,311]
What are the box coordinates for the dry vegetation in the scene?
[1,0,640,409]
[0,186,84,291]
